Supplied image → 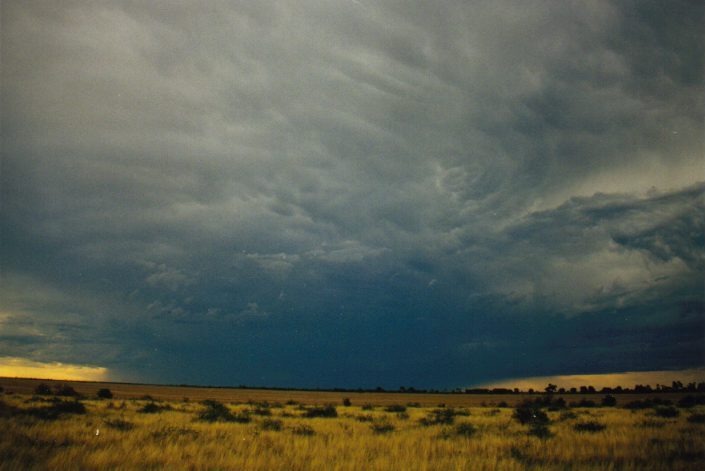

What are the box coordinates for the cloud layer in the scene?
[1,0,703,388]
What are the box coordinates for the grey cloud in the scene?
[1,0,702,387]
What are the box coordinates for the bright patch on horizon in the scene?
[0,357,109,381]
[477,368,705,390]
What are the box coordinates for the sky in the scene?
[1,0,703,390]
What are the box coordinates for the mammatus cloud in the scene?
[1,0,703,388]
[0,357,108,382]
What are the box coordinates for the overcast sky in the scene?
[1,0,703,389]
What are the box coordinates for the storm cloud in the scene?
[1,0,703,388]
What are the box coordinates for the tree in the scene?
[545,384,557,394]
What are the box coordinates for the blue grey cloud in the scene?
[1,0,703,388]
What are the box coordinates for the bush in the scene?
[573,421,606,432]
[420,408,456,426]
[678,395,705,408]
[513,406,549,426]
[653,406,679,418]
[26,400,86,420]
[601,395,617,407]
[291,424,315,435]
[35,383,53,395]
[55,384,78,397]
[356,414,375,422]
[197,400,243,422]
[559,410,578,421]
[454,422,477,437]
[342,397,352,406]
[139,402,172,414]
[303,405,337,418]
[528,424,552,439]
[252,407,272,416]
[260,418,283,431]
[370,422,395,434]
[384,404,406,413]
[361,403,375,410]
[687,413,705,424]
[104,418,134,431]
[97,388,113,399]
[571,399,596,408]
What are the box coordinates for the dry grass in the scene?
[1,386,704,470]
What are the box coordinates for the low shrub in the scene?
[197,400,249,423]
[513,406,549,426]
[573,421,606,432]
[601,395,617,407]
[356,414,375,422]
[34,383,53,395]
[104,418,134,431]
[370,422,395,434]
[454,422,477,437]
[55,385,78,397]
[361,403,375,410]
[406,402,421,408]
[342,398,352,406]
[559,410,578,421]
[97,388,113,399]
[26,400,86,420]
[252,407,272,416]
[139,402,172,414]
[303,405,337,418]
[528,424,552,439]
[687,413,705,424]
[384,404,406,413]
[420,408,456,426]
[653,406,679,418]
[677,395,705,408]
[396,412,409,420]
[260,418,283,431]
[291,424,315,436]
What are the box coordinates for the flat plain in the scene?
[1,377,704,470]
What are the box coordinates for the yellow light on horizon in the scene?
[0,356,109,382]
[477,368,705,390]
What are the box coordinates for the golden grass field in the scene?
[1,377,704,470]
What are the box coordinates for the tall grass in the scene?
[0,394,703,470]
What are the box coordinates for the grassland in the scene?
[1,378,704,470]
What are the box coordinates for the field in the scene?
[1,378,704,470]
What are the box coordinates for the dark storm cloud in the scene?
[1,0,703,387]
